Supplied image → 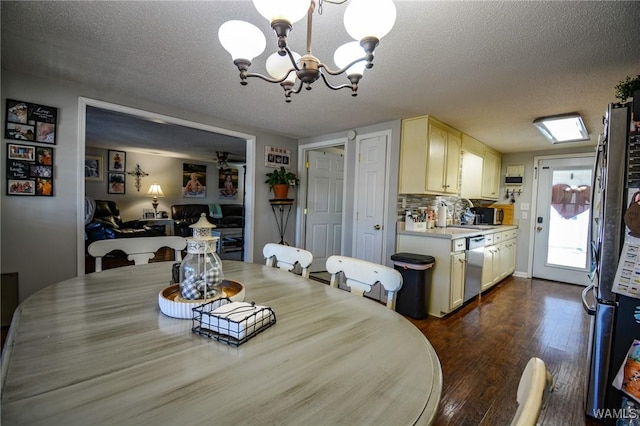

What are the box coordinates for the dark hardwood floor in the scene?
[4,257,600,425]
[409,275,599,426]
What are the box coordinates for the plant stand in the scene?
[269,198,294,245]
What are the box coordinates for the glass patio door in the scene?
[532,156,594,285]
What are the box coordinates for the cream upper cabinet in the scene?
[460,134,502,200]
[481,149,501,200]
[399,116,460,195]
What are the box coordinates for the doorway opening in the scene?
[297,139,347,282]
[77,97,257,275]
[531,154,594,285]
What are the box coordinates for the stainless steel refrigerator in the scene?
[584,102,640,421]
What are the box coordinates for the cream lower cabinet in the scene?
[481,230,517,291]
[450,251,466,310]
[396,234,465,318]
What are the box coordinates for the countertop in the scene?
[397,223,518,239]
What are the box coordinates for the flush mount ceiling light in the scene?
[218,0,396,103]
[533,113,589,144]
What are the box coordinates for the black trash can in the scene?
[391,252,435,320]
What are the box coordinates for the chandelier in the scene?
[218,0,396,102]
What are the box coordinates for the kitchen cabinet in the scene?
[460,134,502,200]
[481,229,517,290]
[396,234,466,317]
[399,116,461,195]
[450,251,466,310]
[481,149,501,199]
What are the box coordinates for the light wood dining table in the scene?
[1,261,442,425]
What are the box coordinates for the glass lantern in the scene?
[179,213,224,300]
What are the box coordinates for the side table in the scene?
[269,198,294,245]
[141,218,175,236]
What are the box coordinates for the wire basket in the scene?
[192,298,276,346]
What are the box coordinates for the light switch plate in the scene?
[522,212,528,219]
[521,203,530,211]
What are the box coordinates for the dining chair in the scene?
[88,236,187,272]
[510,357,554,426]
[325,255,403,310]
[263,243,313,278]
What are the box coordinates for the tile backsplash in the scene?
[397,194,495,224]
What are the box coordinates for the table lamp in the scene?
[146,183,165,218]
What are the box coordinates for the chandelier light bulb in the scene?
[218,20,266,61]
[266,51,302,84]
[344,0,397,41]
[252,0,311,25]
[334,42,367,76]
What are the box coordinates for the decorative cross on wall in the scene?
[127,163,149,192]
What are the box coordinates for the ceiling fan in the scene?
[214,151,230,169]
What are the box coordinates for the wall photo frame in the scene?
[219,168,239,199]
[108,172,126,194]
[5,99,58,144]
[265,145,291,169]
[108,150,126,172]
[85,155,104,181]
[183,163,206,198]
[6,143,54,196]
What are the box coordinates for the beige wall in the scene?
[2,70,297,302]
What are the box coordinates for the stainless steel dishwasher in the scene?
[464,235,485,302]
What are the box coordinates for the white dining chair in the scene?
[88,236,187,272]
[325,255,403,310]
[510,357,554,426]
[263,243,313,278]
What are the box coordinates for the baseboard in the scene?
[512,271,529,278]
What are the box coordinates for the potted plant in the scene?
[265,166,300,199]
[614,75,640,103]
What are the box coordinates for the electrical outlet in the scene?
[522,212,528,219]
[521,203,529,211]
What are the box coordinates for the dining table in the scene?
[1,260,442,425]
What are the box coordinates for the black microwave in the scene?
[474,207,504,225]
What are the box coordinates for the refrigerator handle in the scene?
[582,284,597,315]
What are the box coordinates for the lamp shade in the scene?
[218,20,266,61]
[146,184,165,198]
[266,51,301,83]
[252,0,310,24]
[344,0,396,41]
[334,42,367,76]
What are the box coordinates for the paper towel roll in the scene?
[437,205,448,227]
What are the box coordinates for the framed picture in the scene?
[265,145,291,169]
[143,209,156,219]
[108,172,125,194]
[108,150,126,172]
[5,99,57,144]
[182,163,206,198]
[7,143,35,161]
[219,168,238,199]
[6,143,54,196]
[85,155,104,181]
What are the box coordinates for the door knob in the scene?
[537,226,543,231]
[374,224,381,230]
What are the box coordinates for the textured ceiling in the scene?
[2,1,640,155]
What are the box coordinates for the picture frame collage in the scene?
[107,150,126,194]
[5,99,58,196]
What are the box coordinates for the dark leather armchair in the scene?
[171,204,244,237]
[85,200,165,244]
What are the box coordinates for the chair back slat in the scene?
[88,236,187,272]
[263,243,313,278]
[325,255,403,310]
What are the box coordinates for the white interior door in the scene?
[532,156,593,285]
[354,133,388,264]
[304,150,344,272]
